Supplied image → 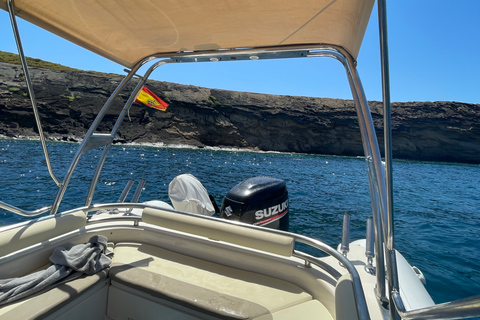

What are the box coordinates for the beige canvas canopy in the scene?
[1,0,374,68]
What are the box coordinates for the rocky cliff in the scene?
[1,61,479,164]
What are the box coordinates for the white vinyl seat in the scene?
[108,242,334,319]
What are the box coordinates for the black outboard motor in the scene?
[220,176,289,231]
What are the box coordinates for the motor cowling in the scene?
[220,176,289,231]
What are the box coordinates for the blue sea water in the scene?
[0,139,479,307]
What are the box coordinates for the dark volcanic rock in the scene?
[1,62,479,164]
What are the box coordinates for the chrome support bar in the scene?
[131,178,146,203]
[0,201,51,217]
[377,1,400,318]
[378,1,400,318]
[293,250,342,280]
[123,68,144,79]
[366,160,387,301]
[378,0,394,253]
[7,0,61,187]
[310,46,388,303]
[49,62,143,215]
[117,179,135,203]
[393,291,480,320]
[84,144,112,207]
[126,178,146,220]
[110,60,172,136]
[82,59,171,208]
[351,57,393,307]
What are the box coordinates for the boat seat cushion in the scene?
[254,300,332,320]
[142,207,294,257]
[110,242,313,319]
[0,269,108,320]
[0,211,87,258]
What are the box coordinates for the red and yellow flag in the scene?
[135,86,169,111]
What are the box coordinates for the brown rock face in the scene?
[1,62,479,163]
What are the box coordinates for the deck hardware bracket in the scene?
[82,134,114,154]
[365,257,376,275]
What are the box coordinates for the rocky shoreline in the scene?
[1,61,479,164]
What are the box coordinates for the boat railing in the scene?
[0,201,51,217]
[392,291,480,320]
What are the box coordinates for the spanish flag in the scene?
[135,86,169,111]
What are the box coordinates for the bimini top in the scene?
[1,0,374,68]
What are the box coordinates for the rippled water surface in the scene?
[1,139,479,305]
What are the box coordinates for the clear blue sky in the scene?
[1,1,479,104]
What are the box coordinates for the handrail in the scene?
[293,233,370,320]
[7,0,61,187]
[292,250,343,280]
[393,291,480,320]
[0,200,51,217]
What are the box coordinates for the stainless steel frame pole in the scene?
[84,144,112,206]
[7,0,61,186]
[50,63,143,215]
[309,47,388,304]
[378,0,400,318]
[83,60,171,207]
